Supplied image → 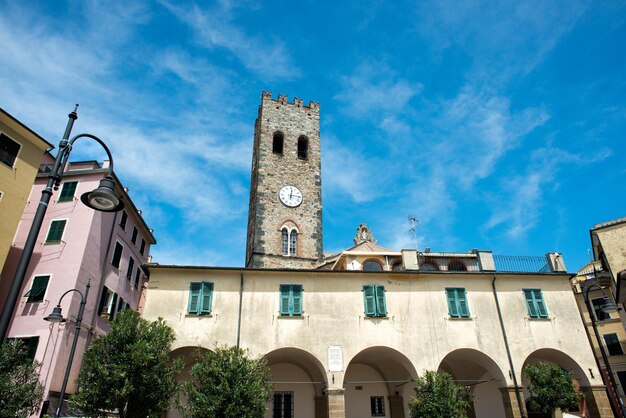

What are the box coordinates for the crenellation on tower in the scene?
[246,91,324,269]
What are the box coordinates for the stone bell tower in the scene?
[245,92,323,269]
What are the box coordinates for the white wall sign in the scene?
[328,345,343,372]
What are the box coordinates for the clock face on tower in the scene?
[279,185,303,207]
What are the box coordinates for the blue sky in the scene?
[1,0,624,271]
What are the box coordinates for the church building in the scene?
[142,92,613,418]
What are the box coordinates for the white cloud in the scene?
[414,0,589,83]
[159,1,299,79]
[335,62,423,119]
[322,135,392,203]
[483,145,612,238]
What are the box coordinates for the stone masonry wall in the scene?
[245,92,323,269]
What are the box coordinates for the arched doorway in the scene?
[522,349,592,418]
[437,348,507,418]
[344,347,417,418]
[264,347,328,418]
[166,346,211,418]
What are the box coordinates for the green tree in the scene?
[179,346,273,418]
[523,361,582,414]
[0,340,44,418]
[409,370,473,418]
[70,310,182,418]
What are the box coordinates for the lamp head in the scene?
[601,297,620,313]
[44,305,66,323]
[80,176,124,212]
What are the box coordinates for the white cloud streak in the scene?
[159,1,299,80]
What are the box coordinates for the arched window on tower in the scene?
[273,131,284,155]
[281,226,298,257]
[297,136,308,160]
[281,228,289,255]
[289,230,297,256]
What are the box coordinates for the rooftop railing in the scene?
[494,255,550,273]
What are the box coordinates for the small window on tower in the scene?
[273,131,284,155]
[297,136,308,160]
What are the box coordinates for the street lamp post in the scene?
[44,281,90,418]
[0,106,124,341]
[583,283,626,418]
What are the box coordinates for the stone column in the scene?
[581,385,615,418]
[315,396,329,418]
[327,389,346,418]
[499,387,527,418]
[388,395,405,418]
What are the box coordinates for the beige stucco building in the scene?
[0,108,52,307]
[572,261,626,417]
[143,246,614,418]
[142,93,614,417]
[591,217,626,306]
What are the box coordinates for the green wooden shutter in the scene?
[363,285,376,316]
[446,288,459,318]
[188,283,201,314]
[458,288,470,318]
[292,285,303,316]
[110,294,118,320]
[98,287,109,314]
[535,290,548,318]
[524,289,538,318]
[200,282,213,314]
[280,285,291,315]
[46,220,66,242]
[126,257,134,279]
[26,276,49,303]
[375,285,387,316]
[59,182,78,201]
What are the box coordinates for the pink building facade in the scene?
[0,157,155,416]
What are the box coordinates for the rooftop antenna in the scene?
[408,216,419,250]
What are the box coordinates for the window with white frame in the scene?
[281,227,298,256]
[604,333,624,356]
[24,275,50,303]
[98,286,118,320]
[0,133,20,168]
[46,220,67,243]
[58,181,78,201]
[111,242,123,269]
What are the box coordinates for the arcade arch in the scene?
[437,348,507,418]
[264,347,328,418]
[522,348,590,417]
[344,347,417,418]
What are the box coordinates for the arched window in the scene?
[447,260,467,271]
[273,131,284,155]
[289,230,297,256]
[420,260,440,271]
[363,260,383,271]
[281,226,298,257]
[281,228,289,255]
[297,136,308,160]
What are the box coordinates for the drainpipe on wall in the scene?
[236,270,244,348]
[492,274,527,418]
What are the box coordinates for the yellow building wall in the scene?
[0,110,50,303]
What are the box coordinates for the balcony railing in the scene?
[494,255,550,273]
